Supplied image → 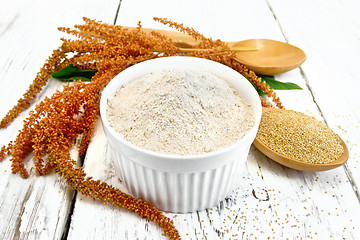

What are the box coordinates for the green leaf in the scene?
[245,77,267,97]
[259,75,302,90]
[52,65,97,82]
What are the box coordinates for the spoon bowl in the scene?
[124,27,306,75]
[252,108,349,172]
[228,39,306,75]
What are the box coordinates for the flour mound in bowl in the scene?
[106,69,254,155]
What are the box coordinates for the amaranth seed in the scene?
[257,109,344,164]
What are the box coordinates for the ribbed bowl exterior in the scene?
[100,56,262,213]
[108,140,250,213]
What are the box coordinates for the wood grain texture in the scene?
[1,0,360,239]
[266,0,360,200]
[0,0,120,239]
[64,0,360,239]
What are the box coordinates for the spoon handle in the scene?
[123,26,258,52]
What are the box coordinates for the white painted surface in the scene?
[0,0,120,239]
[1,0,360,239]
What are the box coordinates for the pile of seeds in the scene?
[257,110,344,164]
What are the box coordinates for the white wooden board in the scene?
[267,0,360,194]
[67,0,360,239]
[1,0,360,239]
[0,0,120,239]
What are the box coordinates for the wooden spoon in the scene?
[252,107,349,172]
[124,27,306,75]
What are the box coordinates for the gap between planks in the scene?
[61,192,78,240]
[59,1,124,239]
[113,0,123,25]
[266,0,360,205]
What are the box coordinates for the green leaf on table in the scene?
[259,75,302,90]
[246,77,267,96]
[52,65,97,82]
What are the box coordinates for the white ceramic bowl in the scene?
[100,56,261,213]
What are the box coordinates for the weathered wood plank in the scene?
[267,0,360,201]
[0,0,120,239]
[67,119,167,240]
[66,0,360,239]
